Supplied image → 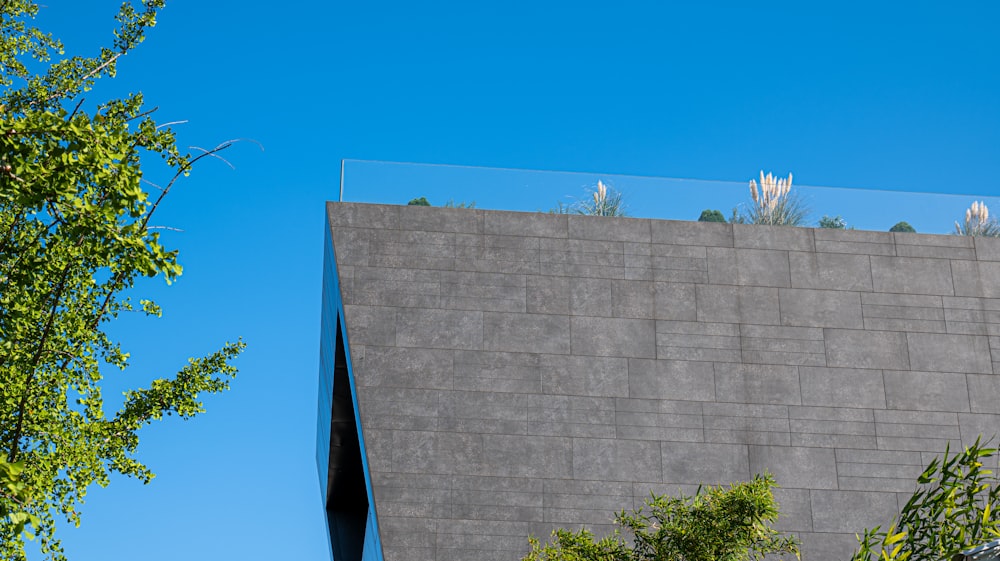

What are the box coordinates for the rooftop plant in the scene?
[733,171,808,226]
[698,209,727,223]
[818,215,848,229]
[955,201,1000,237]
[552,180,627,217]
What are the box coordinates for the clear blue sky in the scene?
[27,1,1000,560]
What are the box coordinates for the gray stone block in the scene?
[696,284,740,323]
[705,428,791,446]
[943,303,1000,336]
[740,324,826,367]
[330,227,374,266]
[974,262,1000,298]
[661,442,750,484]
[484,210,568,238]
[541,354,629,398]
[734,224,815,251]
[526,275,570,315]
[714,363,801,405]
[706,246,738,285]
[481,434,574,478]
[871,255,955,295]
[542,479,634,511]
[958,413,1000,442]
[569,277,613,317]
[814,228,895,256]
[453,351,541,393]
[791,432,877,449]
[653,282,698,321]
[358,346,454,389]
[895,230,972,251]
[790,416,875,438]
[627,243,708,284]
[656,320,742,363]
[773,487,814,532]
[799,367,886,409]
[453,234,540,273]
[373,473,451,519]
[906,332,992,373]
[883,370,970,412]
[736,249,791,287]
[968,374,1000,413]
[528,394,617,438]
[438,390,527,423]
[612,279,655,319]
[359,387,441,430]
[740,287,781,325]
[798,533,861,561]
[896,236,976,260]
[378,516,438,549]
[571,316,656,358]
[702,402,791,445]
[572,438,662,481]
[360,427,393,473]
[343,304,398,347]
[399,206,483,233]
[615,420,704,443]
[651,219,733,247]
[789,251,873,292]
[568,215,651,242]
[976,236,1000,261]
[371,229,457,259]
[539,238,625,272]
[951,259,983,297]
[627,359,716,402]
[391,430,483,474]
[328,201,400,229]
[397,308,484,350]
[824,328,909,369]
[484,311,569,354]
[810,490,899,533]
[862,292,946,333]
[614,399,704,444]
[749,445,838,489]
[779,288,864,329]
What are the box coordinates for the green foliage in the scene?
[733,171,808,226]
[525,473,799,561]
[890,221,917,233]
[553,180,627,217]
[955,201,1000,238]
[818,215,847,229]
[407,196,431,206]
[698,209,727,223]
[443,199,476,209]
[852,437,1000,561]
[0,2,244,559]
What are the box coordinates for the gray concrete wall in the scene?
[326,202,1000,561]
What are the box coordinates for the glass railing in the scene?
[338,159,1000,235]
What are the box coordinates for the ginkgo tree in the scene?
[0,2,243,559]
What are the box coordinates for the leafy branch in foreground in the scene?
[0,2,245,559]
[852,436,1000,561]
[525,473,799,561]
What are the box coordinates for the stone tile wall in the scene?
[327,202,1000,561]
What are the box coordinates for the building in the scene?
[318,201,1000,561]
